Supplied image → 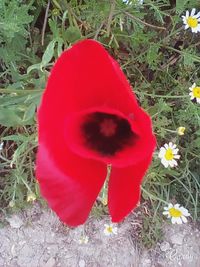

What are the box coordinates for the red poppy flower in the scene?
[36,39,156,226]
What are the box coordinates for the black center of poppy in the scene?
[81,112,138,156]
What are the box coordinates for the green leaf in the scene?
[49,18,60,38]
[23,103,36,122]
[41,39,57,68]
[0,94,28,107]
[57,37,64,56]
[24,92,42,106]
[2,134,29,142]
[27,63,42,74]
[0,107,22,126]
[176,0,188,14]
[63,26,81,44]
[147,44,159,69]
[182,49,199,67]
[176,0,197,14]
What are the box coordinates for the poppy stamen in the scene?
[100,118,117,137]
[82,112,137,156]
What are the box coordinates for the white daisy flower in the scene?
[177,127,186,136]
[103,223,118,236]
[182,8,200,33]
[163,203,190,224]
[189,83,200,103]
[78,235,89,244]
[158,142,180,168]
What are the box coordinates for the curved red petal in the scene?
[108,155,153,222]
[40,39,138,117]
[36,143,106,226]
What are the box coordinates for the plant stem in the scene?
[123,11,166,30]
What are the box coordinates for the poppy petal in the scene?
[36,143,106,226]
[41,39,138,118]
[108,155,153,222]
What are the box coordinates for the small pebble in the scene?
[160,241,170,252]
[79,259,86,267]
[6,215,24,229]
[44,257,56,267]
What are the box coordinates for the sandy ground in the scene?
[0,203,200,267]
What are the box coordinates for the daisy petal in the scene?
[168,160,175,168]
[169,142,173,147]
[173,148,179,154]
[191,8,196,17]
[194,11,200,18]
[193,28,198,33]
[197,25,200,32]
[158,147,166,158]
[172,159,178,166]
[168,203,173,209]
[164,143,169,149]
[113,227,118,234]
[171,217,178,224]
[163,211,169,215]
[181,216,188,223]
[176,217,182,224]
[182,17,187,23]
[191,27,196,33]
[161,158,169,168]
[164,207,169,210]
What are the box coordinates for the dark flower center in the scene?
[81,112,138,156]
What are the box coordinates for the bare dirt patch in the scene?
[0,204,200,267]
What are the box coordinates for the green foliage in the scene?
[140,206,164,248]
[176,0,199,14]
[0,131,38,210]
[0,0,34,78]
[0,0,200,248]
[0,91,41,126]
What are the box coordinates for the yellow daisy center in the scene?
[165,148,174,161]
[107,226,113,233]
[169,207,182,217]
[193,86,200,98]
[187,17,198,28]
